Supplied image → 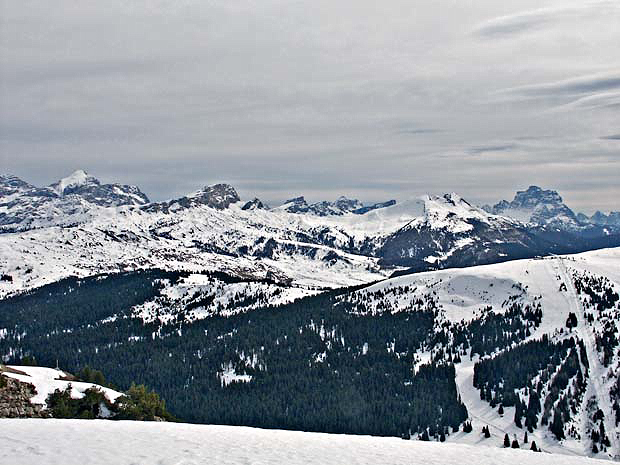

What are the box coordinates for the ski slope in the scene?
[0,419,610,465]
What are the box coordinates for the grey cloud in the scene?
[500,72,620,98]
[395,128,443,135]
[601,134,620,140]
[467,144,517,155]
[474,1,619,38]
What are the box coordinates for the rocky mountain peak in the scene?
[511,185,564,209]
[144,183,240,213]
[583,211,620,227]
[0,175,34,198]
[192,184,240,209]
[487,186,579,229]
[278,195,383,216]
[50,170,98,196]
[333,196,364,212]
[47,170,149,207]
[241,198,267,211]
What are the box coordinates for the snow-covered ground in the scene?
[344,247,620,459]
[2,366,123,406]
[0,419,610,465]
[132,273,321,323]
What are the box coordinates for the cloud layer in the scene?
[0,0,618,213]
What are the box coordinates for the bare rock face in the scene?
[143,183,241,213]
[486,185,580,230]
[0,375,48,418]
[242,198,267,211]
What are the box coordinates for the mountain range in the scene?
[0,171,618,298]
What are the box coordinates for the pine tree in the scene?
[511,438,520,449]
[530,441,538,452]
[504,434,510,447]
[523,431,528,443]
[498,404,504,415]
[550,411,565,440]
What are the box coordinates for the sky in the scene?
[0,0,618,213]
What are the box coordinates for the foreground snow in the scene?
[0,419,609,465]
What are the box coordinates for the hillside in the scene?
[0,419,610,465]
[1,247,620,459]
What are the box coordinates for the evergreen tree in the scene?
[503,434,510,447]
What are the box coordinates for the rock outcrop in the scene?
[0,373,48,418]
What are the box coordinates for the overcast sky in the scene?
[1,0,618,213]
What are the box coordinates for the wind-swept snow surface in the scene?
[0,419,610,465]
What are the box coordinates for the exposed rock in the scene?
[0,374,48,418]
[144,183,240,213]
[352,200,396,215]
[486,186,581,230]
[242,198,267,211]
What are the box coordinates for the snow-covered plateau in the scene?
[0,419,610,465]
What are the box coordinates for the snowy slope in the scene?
[0,419,610,465]
[132,273,321,324]
[2,365,123,406]
[341,247,620,460]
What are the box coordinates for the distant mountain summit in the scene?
[579,211,620,228]
[144,183,240,213]
[0,170,149,233]
[241,198,267,211]
[276,195,395,216]
[485,185,581,230]
[49,170,150,207]
[0,174,34,198]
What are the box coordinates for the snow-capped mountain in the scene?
[378,193,542,270]
[275,195,396,216]
[0,173,618,299]
[48,169,149,207]
[143,183,240,213]
[485,186,583,230]
[0,170,149,233]
[276,195,360,216]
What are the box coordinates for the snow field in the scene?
[0,419,611,465]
